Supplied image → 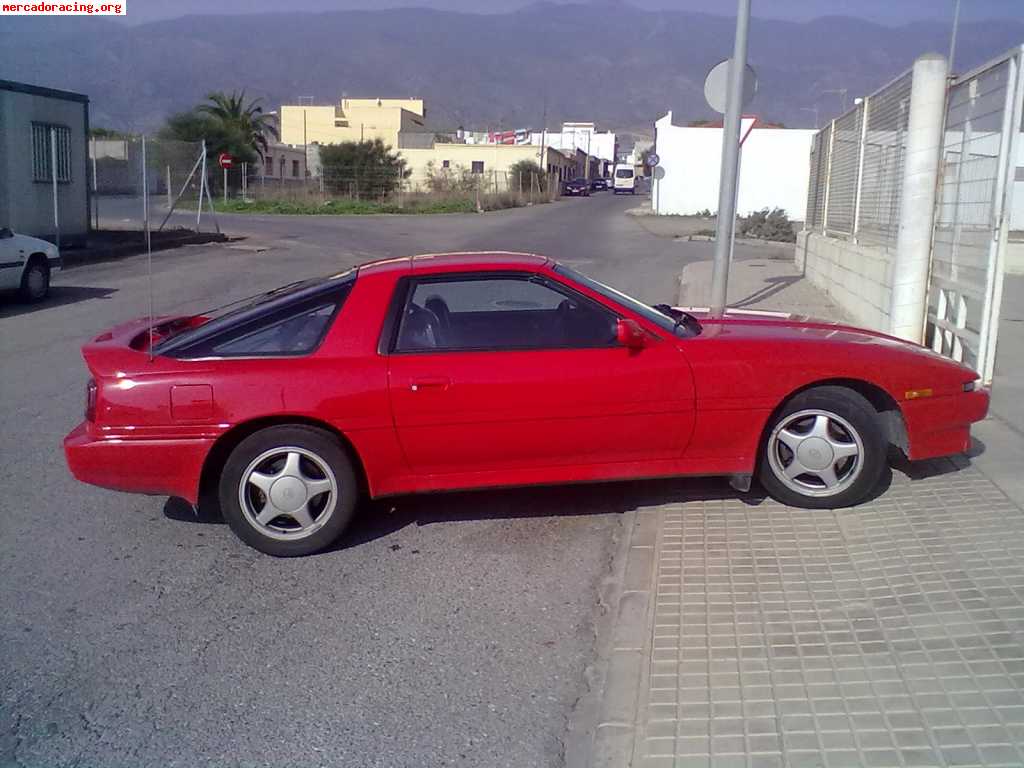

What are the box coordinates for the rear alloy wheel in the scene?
[219,425,357,556]
[758,386,886,508]
[19,259,50,302]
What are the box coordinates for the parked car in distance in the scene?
[0,227,61,301]
[590,178,609,191]
[562,177,591,196]
[613,166,636,194]
[64,252,989,557]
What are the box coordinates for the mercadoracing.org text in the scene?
[2,1,125,14]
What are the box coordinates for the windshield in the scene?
[152,269,356,354]
[555,264,698,338]
[615,169,634,178]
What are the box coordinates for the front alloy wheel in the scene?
[758,386,886,508]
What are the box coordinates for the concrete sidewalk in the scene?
[589,258,1024,768]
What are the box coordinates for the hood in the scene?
[675,306,980,388]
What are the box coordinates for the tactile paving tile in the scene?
[636,461,1024,768]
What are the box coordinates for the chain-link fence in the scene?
[90,136,218,233]
[230,166,561,208]
[804,68,914,249]
[927,50,1024,378]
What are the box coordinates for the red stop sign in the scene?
[218,153,234,169]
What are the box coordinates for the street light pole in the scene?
[801,106,820,129]
[948,0,962,75]
[709,0,751,315]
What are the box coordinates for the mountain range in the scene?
[1,2,1021,136]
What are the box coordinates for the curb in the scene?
[676,261,711,307]
[589,508,659,767]
[61,231,230,270]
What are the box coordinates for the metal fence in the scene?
[927,48,1024,380]
[804,46,1024,383]
[804,69,914,249]
[90,137,217,233]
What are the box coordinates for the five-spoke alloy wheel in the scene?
[220,425,357,556]
[758,386,887,508]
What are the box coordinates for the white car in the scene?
[0,228,61,301]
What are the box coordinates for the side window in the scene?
[207,302,337,356]
[393,275,617,353]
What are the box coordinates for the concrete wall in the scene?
[796,231,894,331]
[653,112,815,219]
[0,86,89,245]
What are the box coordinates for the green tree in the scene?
[509,159,547,193]
[320,140,410,200]
[195,90,278,164]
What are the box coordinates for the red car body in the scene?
[64,252,988,508]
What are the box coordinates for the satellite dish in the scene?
[704,58,758,115]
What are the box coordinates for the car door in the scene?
[0,229,23,290]
[385,271,695,476]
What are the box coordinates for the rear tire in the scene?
[19,257,49,302]
[757,386,887,509]
[219,425,358,556]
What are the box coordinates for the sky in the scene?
[121,0,1020,26]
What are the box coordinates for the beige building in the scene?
[401,143,575,192]
[279,97,429,149]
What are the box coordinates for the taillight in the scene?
[85,378,97,421]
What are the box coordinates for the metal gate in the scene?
[927,46,1024,383]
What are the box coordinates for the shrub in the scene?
[739,207,796,242]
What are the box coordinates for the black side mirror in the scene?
[0,228,12,239]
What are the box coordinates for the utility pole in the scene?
[801,106,820,129]
[709,0,751,315]
[948,0,962,75]
[823,88,849,113]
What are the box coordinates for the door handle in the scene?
[410,377,451,392]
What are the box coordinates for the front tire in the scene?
[19,258,50,302]
[219,425,358,556]
[757,386,886,508]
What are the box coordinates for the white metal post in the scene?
[821,120,836,233]
[709,0,752,314]
[852,97,870,242]
[889,53,948,342]
[197,141,207,232]
[50,127,60,252]
[91,136,99,231]
[223,167,228,204]
[166,165,172,210]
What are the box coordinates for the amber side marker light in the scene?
[905,388,934,400]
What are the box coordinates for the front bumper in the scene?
[904,387,990,460]
[63,421,213,504]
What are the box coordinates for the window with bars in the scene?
[32,123,72,183]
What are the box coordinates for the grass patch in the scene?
[205,192,546,216]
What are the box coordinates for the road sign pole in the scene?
[710,0,751,315]
[223,167,228,204]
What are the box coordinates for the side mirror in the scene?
[0,227,12,239]
[616,318,647,350]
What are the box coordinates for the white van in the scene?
[612,165,636,195]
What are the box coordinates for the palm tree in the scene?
[197,90,278,163]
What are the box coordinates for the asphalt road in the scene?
[0,192,707,768]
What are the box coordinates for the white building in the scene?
[530,122,616,176]
[1,79,90,245]
[652,112,816,220]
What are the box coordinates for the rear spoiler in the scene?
[80,315,200,376]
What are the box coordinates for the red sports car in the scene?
[64,252,989,556]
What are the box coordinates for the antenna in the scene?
[142,134,154,360]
